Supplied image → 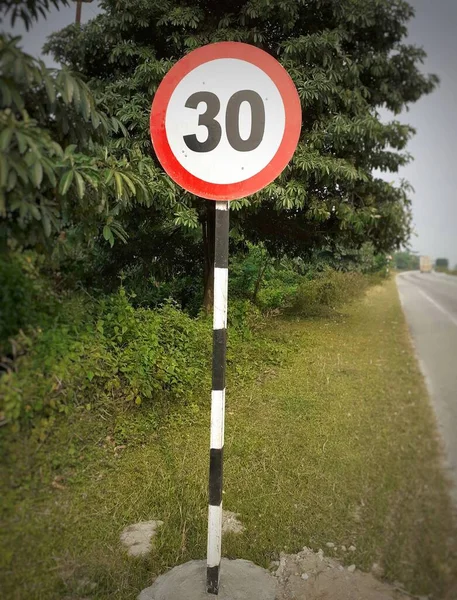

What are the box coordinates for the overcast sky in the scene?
[3,0,456,266]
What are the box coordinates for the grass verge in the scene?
[1,278,456,599]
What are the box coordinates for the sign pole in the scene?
[207,200,229,595]
[149,40,301,599]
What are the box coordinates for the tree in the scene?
[393,250,419,270]
[0,32,195,256]
[0,0,68,31]
[435,258,449,269]
[44,0,437,308]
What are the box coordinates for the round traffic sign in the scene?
[150,42,302,200]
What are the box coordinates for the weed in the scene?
[1,279,456,599]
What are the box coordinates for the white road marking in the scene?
[418,289,457,328]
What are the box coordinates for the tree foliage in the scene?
[43,0,437,296]
[435,257,448,269]
[393,250,419,270]
[0,0,68,31]
[0,32,194,253]
[1,0,438,308]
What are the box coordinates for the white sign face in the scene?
[165,58,286,185]
[150,42,302,200]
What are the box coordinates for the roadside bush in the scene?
[255,282,297,312]
[435,267,457,276]
[229,299,265,337]
[0,288,212,426]
[0,252,58,353]
[255,263,301,311]
[118,265,203,315]
[291,269,369,316]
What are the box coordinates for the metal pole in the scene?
[207,200,229,594]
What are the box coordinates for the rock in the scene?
[347,564,356,573]
[274,553,287,579]
[325,542,335,548]
[348,545,356,552]
[270,561,280,568]
[75,577,97,594]
[301,573,309,580]
[341,545,347,552]
[371,562,384,578]
[222,510,244,535]
[120,520,163,557]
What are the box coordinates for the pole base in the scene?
[138,559,277,600]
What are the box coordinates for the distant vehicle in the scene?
[420,256,433,273]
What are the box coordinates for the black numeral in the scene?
[183,92,222,153]
[183,90,265,152]
[226,90,265,152]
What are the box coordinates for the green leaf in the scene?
[31,161,43,188]
[62,72,74,104]
[15,132,28,155]
[29,203,41,220]
[114,172,123,198]
[12,160,28,184]
[41,210,52,236]
[121,173,136,195]
[63,144,77,158]
[59,170,74,195]
[79,90,90,120]
[91,110,101,129]
[103,225,112,241]
[0,80,12,107]
[74,172,85,199]
[41,159,56,187]
[0,154,8,187]
[7,168,17,191]
[0,128,13,151]
[43,70,56,104]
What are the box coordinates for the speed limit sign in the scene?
[148,42,302,597]
[150,42,302,200]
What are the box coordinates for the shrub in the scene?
[228,299,264,336]
[0,289,212,426]
[0,252,58,353]
[291,269,369,316]
[255,282,297,312]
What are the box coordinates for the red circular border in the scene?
[150,42,302,201]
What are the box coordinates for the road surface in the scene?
[397,271,457,504]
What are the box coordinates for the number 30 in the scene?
[183,90,266,153]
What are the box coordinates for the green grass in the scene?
[1,278,456,599]
[435,267,457,276]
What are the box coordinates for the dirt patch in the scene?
[120,520,163,557]
[272,547,425,600]
[222,510,245,535]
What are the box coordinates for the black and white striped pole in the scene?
[149,41,301,600]
[207,201,229,594]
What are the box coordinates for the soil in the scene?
[271,547,425,600]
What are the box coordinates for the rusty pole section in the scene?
[74,0,94,25]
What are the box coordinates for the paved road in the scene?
[397,271,457,504]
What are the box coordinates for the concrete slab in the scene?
[138,559,277,600]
